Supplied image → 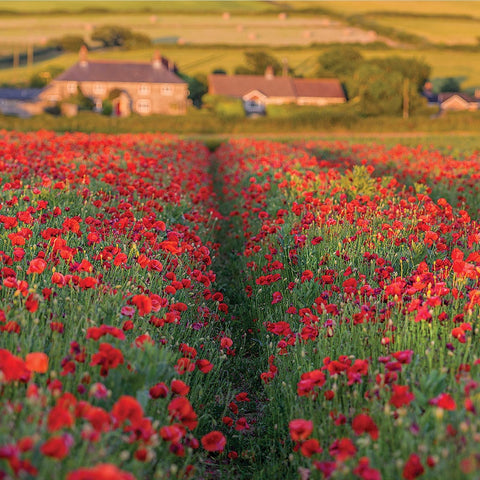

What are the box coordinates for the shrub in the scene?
[102,99,113,116]
[49,35,86,52]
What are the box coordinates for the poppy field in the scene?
[0,131,479,480]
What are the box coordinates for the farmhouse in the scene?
[40,47,188,116]
[208,68,346,114]
[438,92,479,112]
[0,88,43,117]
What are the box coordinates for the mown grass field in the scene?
[0,13,373,50]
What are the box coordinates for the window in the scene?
[138,84,150,95]
[93,83,105,95]
[161,85,173,96]
[136,99,151,114]
[67,82,77,94]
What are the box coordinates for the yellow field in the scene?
[318,1,480,17]
[370,14,480,45]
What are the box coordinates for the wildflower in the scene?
[201,431,226,452]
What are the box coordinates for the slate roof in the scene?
[55,60,186,85]
[438,92,478,104]
[208,74,345,100]
[0,88,42,101]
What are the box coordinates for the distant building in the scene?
[208,68,346,115]
[438,92,479,111]
[39,47,188,116]
[0,88,43,117]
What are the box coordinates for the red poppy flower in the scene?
[289,419,313,441]
[0,349,31,383]
[40,435,73,460]
[389,385,415,408]
[196,359,214,373]
[111,396,143,427]
[25,352,49,373]
[429,393,456,410]
[403,453,424,480]
[131,294,152,316]
[67,463,135,480]
[352,414,379,440]
[328,437,357,461]
[201,431,226,452]
[26,258,47,275]
[300,438,322,458]
[47,405,74,432]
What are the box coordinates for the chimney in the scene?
[475,88,480,99]
[152,50,162,69]
[265,65,274,80]
[282,57,288,77]
[168,59,175,72]
[79,45,88,67]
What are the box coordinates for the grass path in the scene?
[207,149,272,479]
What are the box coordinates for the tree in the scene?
[91,25,151,49]
[235,51,283,76]
[439,77,461,92]
[368,57,430,92]
[353,63,403,116]
[49,35,86,52]
[365,57,431,114]
[317,46,363,78]
[178,73,208,108]
[29,65,65,88]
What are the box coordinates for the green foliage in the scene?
[349,57,431,116]
[338,164,376,200]
[66,85,95,111]
[439,77,462,92]
[44,102,61,116]
[368,56,431,91]
[102,99,113,116]
[29,65,65,87]
[91,25,152,49]
[214,97,245,118]
[49,34,86,52]
[236,50,283,76]
[108,88,123,101]
[317,45,364,78]
[353,63,404,116]
[179,73,208,108]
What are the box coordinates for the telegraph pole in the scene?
[27,43,33,67]
[403,77,410,119]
